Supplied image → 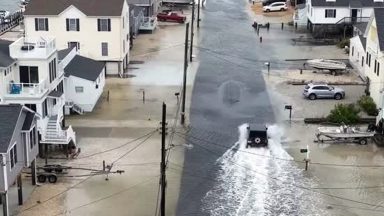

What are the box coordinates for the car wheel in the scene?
[334,93,342,100]
[309,94,316,100]
[266,9,270,12]
[280,8,284,11]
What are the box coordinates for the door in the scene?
[19,66,39,85]
[351,9,358,22]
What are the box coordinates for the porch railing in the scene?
[7,79,48,95]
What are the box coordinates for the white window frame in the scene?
[36,18,48,31]
[325,9,336,18]
[101,42,109,56]
[9,142,17,170]
[99,19,110,31]
[68,18,78,31]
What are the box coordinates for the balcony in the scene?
[9,37,56,59]
[139,17,157,31]
[4,79,49,100]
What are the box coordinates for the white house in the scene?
[349,23,367,77]
[58,48,106,114]
[0,105,38,216]
[307,0,384,34]
[363,8,384,108]
[0,36,76,151]
[23,0,130,76]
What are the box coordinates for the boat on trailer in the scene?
[306,59,347,70]
[315,124,374,145]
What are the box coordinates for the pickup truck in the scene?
[157,12,186,23]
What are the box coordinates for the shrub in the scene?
[327,103,360,124]
[358,95,378,116]
[337,38,350,49]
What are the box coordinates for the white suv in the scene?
[263,2,288,12]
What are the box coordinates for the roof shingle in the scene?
[0,105,23,153]
[374,8,384,51]
[311,0,384,7]
[0,40,15,68]
[64,55,105,81]
[24,0,125,16]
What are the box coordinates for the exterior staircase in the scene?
[41,115,76,145]
[65,101,84,115]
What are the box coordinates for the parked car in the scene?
[263,2,288,12]
[262,0,286,6]
[303,83,345,100]
[157,12,186,23]
[246,124,268,148]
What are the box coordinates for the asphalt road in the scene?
[176,0,277,214]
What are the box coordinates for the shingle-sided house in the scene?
[307,0,384,35]
[24,0,130,76]
[363,8,384,108]
[0,105,38,216]
[58,48,106,114]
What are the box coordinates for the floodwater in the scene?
[201,124,328,216]
[0,0,21,12]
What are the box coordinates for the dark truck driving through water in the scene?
[246,124,268,147]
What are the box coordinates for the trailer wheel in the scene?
[37,175,47,183]
[359,138,368,145]
[48,175,58,183]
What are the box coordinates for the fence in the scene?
[0,10,24,36]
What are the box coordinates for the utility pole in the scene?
[181,23,189,125]
[160,103,167,216]
[197,0,201,28]
[190,1,195,62]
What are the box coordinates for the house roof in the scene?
[24,0,126,16]
[359,35,367,49]
[48,90,64,98]
[374,8,384,51]
[64,55,105,81]
[311,0,384,7]
[0,40,15,68]
[354,22,368,34]
[58,47,73,61]
[22,112,36,131]
[0,105,23,153]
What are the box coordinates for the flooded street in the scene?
[201,124,328,216]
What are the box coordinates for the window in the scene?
[57,81,64,93]
[378,63,380,76]
[368,53,371,67]
[10,144,17,169]
[19,66,39,84]
[325,9,336,18]
[374,60,377,74]
[123,17,125,29]
[362,56,364,67]
[101,42,108,56]
[35,18,49,31]
[351,46,354,56]
[123,40,125,53]
[42,99,48,117]
[68,42,80,51]
[97,18,111,31]
[75,86,84,93]
[49,58,57,83]
[366,52,369,64]
[66,18,80,31]
[30,127,36,149]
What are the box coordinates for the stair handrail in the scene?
[335,16,370,25]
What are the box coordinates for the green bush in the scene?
[337,38,350,48]
[358,95,378,116]
[327,104,360,124]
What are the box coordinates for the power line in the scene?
[18,174,96,214]
[167,166,384,214]
[177,134,384,209]
[175,131,384,168]
[111,131,156,165]
[77,129,158,159]
[52,175,159,216]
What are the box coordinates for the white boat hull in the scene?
[306,59,347,70]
